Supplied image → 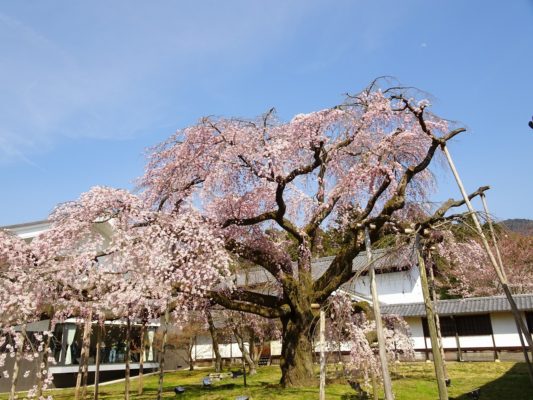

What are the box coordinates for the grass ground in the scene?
[3,362,532,399]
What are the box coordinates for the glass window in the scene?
[526,312,533,334]
[422,314,492,337]
[455,314,492,336]
[422,316,455,337]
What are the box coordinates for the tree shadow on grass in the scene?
[451,363,532,400]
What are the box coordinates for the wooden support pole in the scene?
[156,307,170,400]
[441,144,533,356]
[137,323,146,395]
[365,227,394,400]
[319,308,326,400]
[479,193,533,385]
[94,323,102,400]
[416,235,448,400]
[428,258,449,381]
[370,371,380,400]
[451,317,462,362]
[124,316,131,400]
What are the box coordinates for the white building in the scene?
[3,219,533,373]
[194,251,533,363]
[382,294,533,362]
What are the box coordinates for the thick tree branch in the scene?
[219,289,285,309]
[358,175,392,222]
[222,211,277,228]
[416,186,490,232]
[304,196,340,239]
[224,238,294,279]
[283,142,324,184]
[311,239,364,304]
[210,291,287,318]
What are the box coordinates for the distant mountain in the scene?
[501,219,533,235]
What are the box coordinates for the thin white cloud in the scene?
[0,2,309,163]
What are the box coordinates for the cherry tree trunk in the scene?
[37,317,54,399]
[187,337,195,371]
[81,344,90,399]
[9,325,26,400]
[250,333,263,365]
[234,331,257,376]
[206,311,222,372]
[279,315,315,388]
[75,315,92,400]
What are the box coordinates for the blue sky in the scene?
[1,1,532,225]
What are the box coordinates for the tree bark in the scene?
[9,325,26,400]
[234,329,257,375]
[37,317,54,399]
[187,336,195,371]
[81,337,90,400]
[75,314,92,400]
[279,315,315,387]
[206,310,222,372]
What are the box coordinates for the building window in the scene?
[422,314,492,337]
[422,316,456,337]
[526,312,533,334]
[455,314,492,336]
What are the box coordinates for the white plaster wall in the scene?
[352,267,423,305]
[491,312,523,347]
[271,340,282,356]
[458,335,493,348]
[7,221,50,240]
[193,339,247,360]
[441,337,457,349]
[194,343,213,360]
[405,317,425,350]
[219,343,231,358]
[406,312,531,351]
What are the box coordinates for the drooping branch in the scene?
[237,154,276,182]
[313,121,467,301]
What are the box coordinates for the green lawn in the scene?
[4,362,532,399]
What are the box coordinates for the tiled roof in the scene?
[381,294,533,317]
